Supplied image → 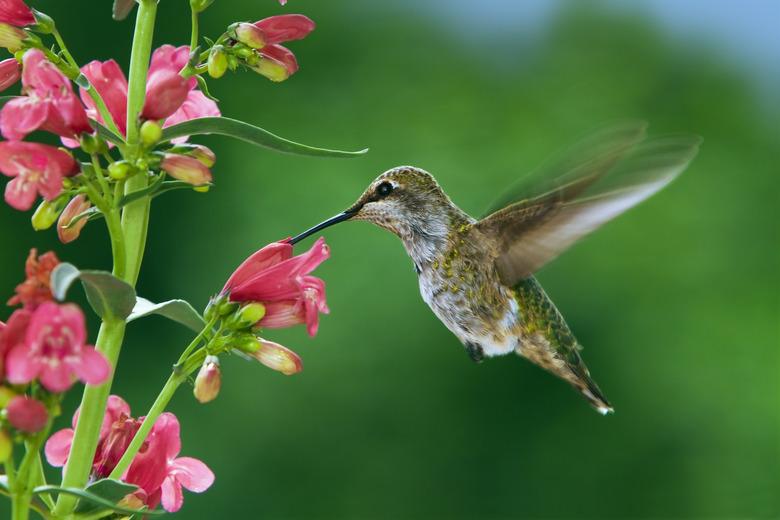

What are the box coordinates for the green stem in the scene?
[25,447,53,511]
[190,7,199,51]
[89,155,110,200]
[53,4,158,514]
[12,419,53,520]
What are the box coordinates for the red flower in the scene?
[250,14,315,81]
[0,0,34,27]
[80,46,219,138]
[6,395,47,433]
[223,238,330,336]
[8,249,60,309]
[0,49,91,141]
[0,141,77,211]
[5,302,110,392]
[0,57,20,92]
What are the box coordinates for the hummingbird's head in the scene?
[291,166,470,263]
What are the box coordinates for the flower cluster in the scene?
[0,250,110,435]
[46,395,214,512]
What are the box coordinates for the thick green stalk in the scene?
[52,2,159,515]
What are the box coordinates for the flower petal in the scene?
[222,241,293,294]
[0,96,48,140]
[5,343,39,384]
[39,361,74,392]
[69,346,111,385]
[160,476,183,512]
[5,175,38,210]
[170,457,214,492]
[44,427,74,467]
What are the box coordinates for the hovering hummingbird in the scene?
[290,122,700,414]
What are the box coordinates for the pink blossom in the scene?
[6,395,47,433]
[7,249,60,310]
[57,194,91,243]
[250,15,314,81]
[79,59,128,136]
[0,57,20,92]
[142,45,194,121]
[5,302,110,392]
[0,308,30,381]
[0,0,33,26]
[125,413,214,512]
[0,141,77,211]
[223,238,330,336]
[0,49,91,141]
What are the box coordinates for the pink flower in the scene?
[0,141,78,211]
[0,57,20,92]
[279,0,287,5]
[6,395,47,433]
[79,47,218,139]
[57,194,91,243]
[0,308,30,381]
[8,249,60,310]
[45,395,136,476]
[250,15,314,81]
[0,0,34,26]
[5,302,110,392]
[251,338,303,375]
[0,49,91,141]
[223,238,330,336]
[125,413,214,513]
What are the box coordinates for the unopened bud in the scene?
[6,396,48,433]
[207,45,228,79]
[0,430,10,462]
[231,303,266,329]
[0,23,27,52]
[190,0,215,14]
[217,299,239,317]
[140,120,162,147]
[0,57,20,93]
[31,197,66,230]
[252,57,290,83]
[161,154,212,186]
[57,194,91,244]
[252,338,303,376]
[227,54,239,71]
[79,133,101,154]
[31,9,55,34]
[193,356,221,403]
[108,160,131,180]
[0,387,16,408]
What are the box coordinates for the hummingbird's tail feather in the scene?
[568,360,614,415]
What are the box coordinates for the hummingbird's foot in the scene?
[465,342,485,363]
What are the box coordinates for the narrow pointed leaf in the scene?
[128,297,206,332]
[112,0,136,20]
[74,479,139,515]
[51,263,136,320]
[90,119,125,146]
[160,116,368,158]
[33,484,163,515]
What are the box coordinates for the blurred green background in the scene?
[1,0,778,518]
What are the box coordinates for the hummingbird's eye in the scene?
[376,182,394,198]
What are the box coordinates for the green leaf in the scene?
[160,116,369,158]
[90,119,126,146]
[118,174,166,207]
[128,297,207,332]
[51,263,137,320]
[34,484,164,516]
[74,479,139,515]
[112,0,136,20]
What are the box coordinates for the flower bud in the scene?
[227,54,239,71]
[31,8,55,34]
[0,23,27,52]
[79,133,101,154]
[230,302,266,329]
[231,22,266,49]
[6,396,48,433]
[0,57,20,92]
[193,356,221,403]
[190,0,215,14]
[252,57,290,83]
[57,194,91,243]
[0,387,16,408]
[32,196,66,230]
[140,120,162,147]
[252,338,302,376]
[217,300,239,317]
[0,430,10,462]
[161,154,212,186]
[207,45,228,79]
[108,160,131,180]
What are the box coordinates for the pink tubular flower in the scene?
[0,49,91,141]
[6,395,47,433]
[161,154,212,185]
[0,308,30,381]
[0,57,20,92]
[0,0,34,26]
[223,238,330,336]
[80,46,218,139]
[125,413,214,512]
[8,249,59,310]
[249,15,314,81]
[5,302,110,392]
[0,141,77,211]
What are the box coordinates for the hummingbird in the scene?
[290,122,700,414]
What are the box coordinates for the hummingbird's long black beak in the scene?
[289,208,359,245]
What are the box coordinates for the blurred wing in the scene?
[477,127,701,286]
